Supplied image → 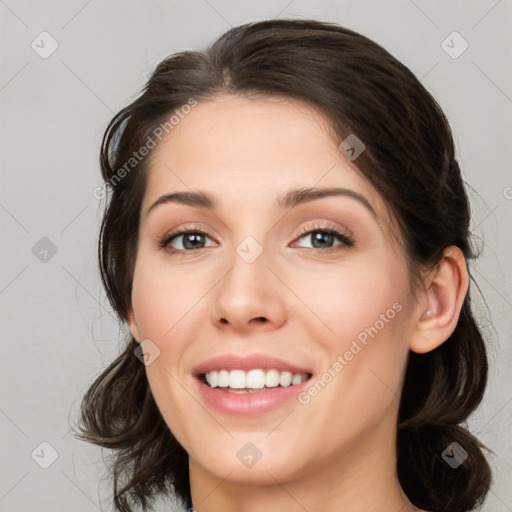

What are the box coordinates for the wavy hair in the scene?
[76,18,493,512]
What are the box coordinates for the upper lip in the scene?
[192,353,313,376]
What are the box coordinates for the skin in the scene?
[127,94,469,512]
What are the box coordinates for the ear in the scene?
[127,306,141,343]
[409,246,469,354]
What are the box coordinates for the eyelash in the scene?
[158,222,354,256]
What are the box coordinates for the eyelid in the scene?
[292,220,352,241]
[290,222,354,251]
[158,223,215,248]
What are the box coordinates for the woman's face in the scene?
[128,94,421,486]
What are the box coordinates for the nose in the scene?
[211,238,287,333]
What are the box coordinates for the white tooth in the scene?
[246,369,265,389]
[229,369,246,389]
[279,371,293,387]
[265,369,280,387]
[291,373,303,385]
[208,368,309,389]
[218,369,229,388]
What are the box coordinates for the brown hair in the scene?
[76,18,493,512]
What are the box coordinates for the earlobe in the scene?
[127,306,141,343]
[409,246,469,354]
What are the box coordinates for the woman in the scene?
[77,18,493,512]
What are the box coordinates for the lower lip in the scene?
[194,377,311,416]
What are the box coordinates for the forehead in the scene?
[150,94,340,171]
[143,94,395,231]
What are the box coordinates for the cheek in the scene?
[130,257,207,342]
[287,255,410,346]
[130,258,203,441]
[293,258,412,412]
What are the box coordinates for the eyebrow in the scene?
[145,186,378,219]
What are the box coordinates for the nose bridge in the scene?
[234,234,266,267]
[212,230,285,329]
[220,207,272,279]
[224,232,271,298]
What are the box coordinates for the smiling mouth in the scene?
[199,369,313,393]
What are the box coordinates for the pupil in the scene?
[313,232,333,248]
[184,233,204,249]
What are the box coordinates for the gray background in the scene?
[1,1,511,511]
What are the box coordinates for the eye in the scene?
[159,225,216,253]
[292,223,354,252]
